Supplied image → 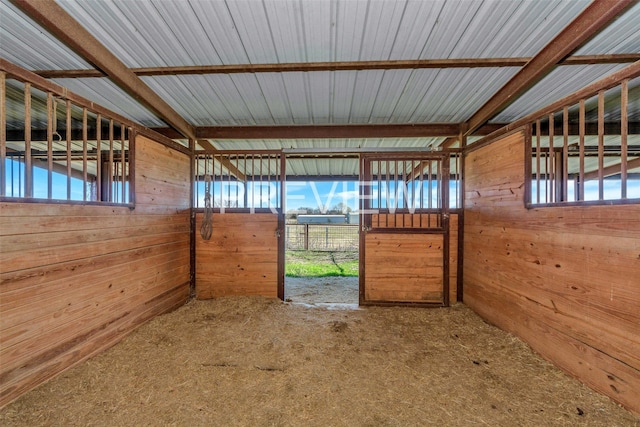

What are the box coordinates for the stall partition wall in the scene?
[0,135,192,407]
[193,152,284,300]
[463,130,640,413]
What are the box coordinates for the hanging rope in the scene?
[52,98,62,142]
[200,174,213,240]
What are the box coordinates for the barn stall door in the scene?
[195,151,285,300]
[360,154,450,306]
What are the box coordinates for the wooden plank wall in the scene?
[464,130,640,414]
[366,213,458,303]
[196,212,279,299]
[0,134,191,407]
[364,233,444,302]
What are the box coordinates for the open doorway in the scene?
[283,177,360,306]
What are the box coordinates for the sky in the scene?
[4,158,639,208]
[3,159,127,202]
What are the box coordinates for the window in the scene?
[527,77,639,206]
[1,75,133,205]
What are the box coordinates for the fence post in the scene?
[304,223,309,250]
[325,226,329,248]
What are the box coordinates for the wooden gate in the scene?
[194,151,285,300]
[360,153,450,306]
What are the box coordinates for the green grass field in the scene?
[285,250,359,277]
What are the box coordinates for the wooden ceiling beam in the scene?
[462,0,635,138]
[10,0,196,140]
[195,139,246,181]
[32,54,640,79]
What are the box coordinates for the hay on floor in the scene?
[1,297,637,426]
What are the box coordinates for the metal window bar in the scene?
[2,77,131,205]
[193,152,283,212]
[528,78,636,206]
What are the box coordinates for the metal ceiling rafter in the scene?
[9,0,196,141]
[458,0,635,141]
[154,124,462,140]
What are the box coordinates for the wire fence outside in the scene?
[286,224,359,251]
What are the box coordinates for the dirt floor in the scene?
[285,276,359,304]
[1,297,638,426]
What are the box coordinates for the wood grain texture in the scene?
[464,130,640,414]
[195,213,279,299]
[364,233,444,303]
[0,135,191,407]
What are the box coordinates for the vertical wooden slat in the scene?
[419,161,424,228]
[237,155,241,207]
[266,155,271,210]
[226,154,231,207]
[108,120,114,203]
[620,79,628,199]
[428,161,433,210]
[598,91,605,200]
[535,119,541,204]
[250,154,255,212]
[377,160,382,212]
[579,99,585,201]
[120,125,125,203]
[128,128,135,205]
[548,113,554,203]
[257,155,262,209]
[563,106,569,202]
[96,114,102,202]
[385,161,390,227]
[220,153,224,210]
[243,154,248,208]
[82,108,87,201]
[24,82,32,198]
[411,159,416,217]
[0,72,6,197]
[46,93,53,199]
[523,125,533,206]
[66,100,71,200]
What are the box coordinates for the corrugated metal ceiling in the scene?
[140,67,520,126]
[1,0,638,164]
[52,0,591,66]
